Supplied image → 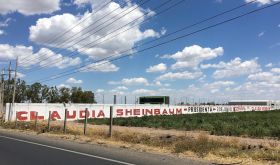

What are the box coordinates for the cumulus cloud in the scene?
[79,60,119,72]
[57,84,71,89]
[115,86,128,90]
[29,1,159,61]
[245,0,280,5]
[163,45,223,70]
[66,77,83,84]
[36,48,81,69]
[202,57,261,79]
[156,71,203,81]
[146,63,167,73]
[203,81,235,93]
[108,77,149,86]
[0,0,60,15]
[132,89,155,95]
[271,68,280,73]
[248,72,279,83]
[74,0,108,8]
[0,44,81,69]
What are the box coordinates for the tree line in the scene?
[2,79,96,104]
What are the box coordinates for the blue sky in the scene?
[0,0,280,104]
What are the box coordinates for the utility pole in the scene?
[7,61,12,121]
[12,56,18,113]
[102,93,104,104]
[0,69,5,115]
[0,70,2,113]
[8,61,11,87]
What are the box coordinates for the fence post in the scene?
[14,112,17,128]
[34,112,38,131]
[1,113,4,125]
[47,111,51,132]
[109,106,113,138]
[63,108,67,134]
[83,108,88,135]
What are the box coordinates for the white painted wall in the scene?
[5,103,274,121]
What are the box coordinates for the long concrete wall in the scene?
[5,103,274,121]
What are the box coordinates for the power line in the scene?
[18,0,149,68]
[18,0,132,67]
[28,0,255,82]
[18,0,113,64]
[40,0,255,74]
[34,1,280,84]
[23,0,180,74]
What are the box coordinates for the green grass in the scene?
[84,110,280,138]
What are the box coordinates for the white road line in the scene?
[0,135,135,165]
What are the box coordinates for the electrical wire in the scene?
[33,1,280,84]
[23,0,179,74]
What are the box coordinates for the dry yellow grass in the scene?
[1,120,280,165]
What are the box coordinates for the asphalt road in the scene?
[0,129,209,165]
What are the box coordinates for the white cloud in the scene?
[11,71,25,78]
[202,57,261,79]
[146,63,167,73]
[79,60,119,72]
[29,1,159,60]
[132,89,155,95]
[0,18,12,35]
[121,77,149,86]
[66,77,83,84]
[57,84,71,89]
[204,81,235,89]
[96,89,105,93]
[265,63,273,67]
[115,86,128,90]
[109,77,149,86]
[271,68,280,73]
[0,44,81,69]
[258,31,265,37]
[151,81,170,87]
[0,18,12,27]
[74,0,106,8]
[245,0,280,6]
[36,48,81,69]
[156,71,203,81]
[163,45,223,70]
[0,0,60,15]
[248,72,280,83]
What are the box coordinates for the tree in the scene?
[70,87,83,103]
[41,85,50,103]
[3,78,96,104]
[15,79,27,103]
[48,87,60,103]
[26,83,42,103]
[59,87,71,103]
[81,91,95,103]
